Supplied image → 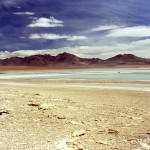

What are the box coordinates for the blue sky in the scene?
[0,0,150,59]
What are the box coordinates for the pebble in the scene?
[34,93,40,96]
[108,129,119,135]
[28,103,40,107]
[38,104,56,110]
[0,110,10,115]
[57,115,66,119]
[72,129,86,137]
[146,131,150,135]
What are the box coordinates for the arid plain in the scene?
[0,77,150,150]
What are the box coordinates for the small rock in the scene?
[39,104,56,110]
[57,115,66,119]
[129,116,143,120]
[94,119,98,121]
[0,110,10,115]
[77,144,84,150]
[72,129,86,137]
[34,93,40,96]
[146,131,150,135]
[108,129,119,135]
[96,140,108,145]
[28,103,40,107]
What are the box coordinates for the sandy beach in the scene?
[0,79,150,150]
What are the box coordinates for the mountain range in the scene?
[0,52,150,68]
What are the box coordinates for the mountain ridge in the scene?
[0,52,150,68]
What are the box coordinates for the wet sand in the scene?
[0,65,150,71]
[0,66,51,71]
[0,80,150,150]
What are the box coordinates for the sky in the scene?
[0,0,150,59]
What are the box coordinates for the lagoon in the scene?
[0,69,150,81]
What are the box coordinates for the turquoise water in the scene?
[0,70,150,81]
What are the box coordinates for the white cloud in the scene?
[13,50,51,57]
[90,25,121,32]
[0,51,13,59]
[67,36,87,41]
[0,50,46,59]
[29,33,87,41]
[0,39,150,59]
[40,39,150,59]
[29,33,68,40]
[27,17,63,28]
[107,26,150,37]
[13,12,35,15]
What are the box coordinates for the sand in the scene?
[0,79,150,150]
[0,65,150,71]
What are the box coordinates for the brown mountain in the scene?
[53,52,83,67]
[53,52,102,67]
[104,54,150,65]
[21,55,55,66]
[0,57,23,66]
[0,53,149,68]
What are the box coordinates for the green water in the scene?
[1,70,150,81]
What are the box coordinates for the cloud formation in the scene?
[28,17,64,28]
[13,12,35,15]
[107,26,150,37]
[1,39,150,59]
[67,36,88,41]
[0,0,150,59]
[29,33,87,41]
[90,25,121,32]
[29,33,67,40]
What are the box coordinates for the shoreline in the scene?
[1,79,150,92]
[0,65,150,72]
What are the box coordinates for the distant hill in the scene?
[0,53,149,68]
[104,54,150,65]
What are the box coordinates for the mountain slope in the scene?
[104,54,150,65]
[0,53,149,68]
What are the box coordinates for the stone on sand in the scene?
[72,129,86,137]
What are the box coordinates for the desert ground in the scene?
[0,79,150,150]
